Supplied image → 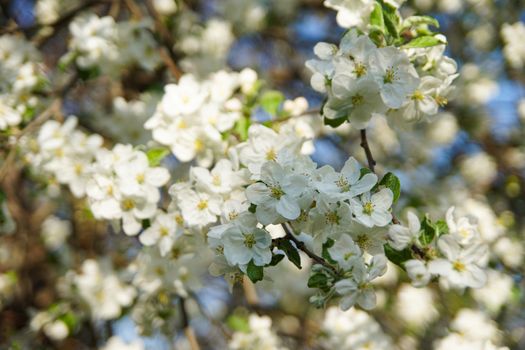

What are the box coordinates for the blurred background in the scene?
[1,0,525,349]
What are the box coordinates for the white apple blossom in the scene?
[327,234,362,270]
[350,188,393,227]
[429,235,488,289]
[388,211,421,250]
[74,259,136,320]
[245,161,309,224]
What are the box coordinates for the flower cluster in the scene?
[208,135,397,309]
[388,207,489,289]
[228,314,288,350]
[501,22,525,69]
[67,15,161,73]
[0,35,46,130]
[30,117,170,235]
[145,69,258,165]
[72,259,136,320]
[307,9,458,127]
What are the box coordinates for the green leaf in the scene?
[384,244,412,269]
[323,115,347,128]
[402,35,445,48]
[77,66,100,81]
[226,315,250,333]
[277,239,302,269]
[370,3,385,31]
[360,167,372,178]
[248,203,257,213]
[419,215,435,246]
[59,312,77,332]
[246,260,264,283]
[382,8,400,39]
[146,147,170,166]
[307,273,329,289]
[267,253,285,266]
[234,116,251,141]
[379,172,401,203]
[402,15,440,30]
[259,90,284,116]
[435,220,448,236]
[321,238,337,264]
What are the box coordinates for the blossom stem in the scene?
[281,222,337,273]
[360,129,376,173]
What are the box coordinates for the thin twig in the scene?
[242,275,260,306]
[360,129,376,173]
[179,298,201,350]
[143,0,183,79]
[281,223,337,273]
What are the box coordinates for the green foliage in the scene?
[267,253,285,266]
[234,116,251,141]
[323,115,347,128]
[419,215,435,246]
[276,238,302,269]
[308,273,329,289]
[419,215,449,246]
[146,147,170,166]
[246,260,264,283]
[259,90,284,116]
[226,314,251,333]
[321,238,337,265]
[401,15,440,30]
[379,172,401,203]
[402,35,445,48]
[384,243,412,269]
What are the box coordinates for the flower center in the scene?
[335,176,350,192]
[363,202,374,215]
[351,93,364,106]
[266,148,277,161]
[354,62,367,78]
[136,173,145,184]
[435,95,448,107]
[325,210,340,225]
[243,233,256,248]
[159,226,169,236]
[411,90,424,101]
[122,198,135,210]
[355,234,369,250]
[270,185,284,199]
[383,67,397,84]
[197,200,208,210]
[453,260,466,272]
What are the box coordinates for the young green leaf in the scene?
[419,215,435,246]
[384,244,412,269]
[259,90,284,116]
[146,147,170,166]
[277,239,302,269]
[402,35,445,48]
[307,273,329,289]
[379,172,401,203]
[246,260,264,283]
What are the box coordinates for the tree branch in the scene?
[360,129,376,173]
[281,223,337,273]
[179,298,201,350]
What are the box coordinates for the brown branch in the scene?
[179,298,201,350]
[143,0,183,80]
[281,223,337,273]
[360,129,376,173]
